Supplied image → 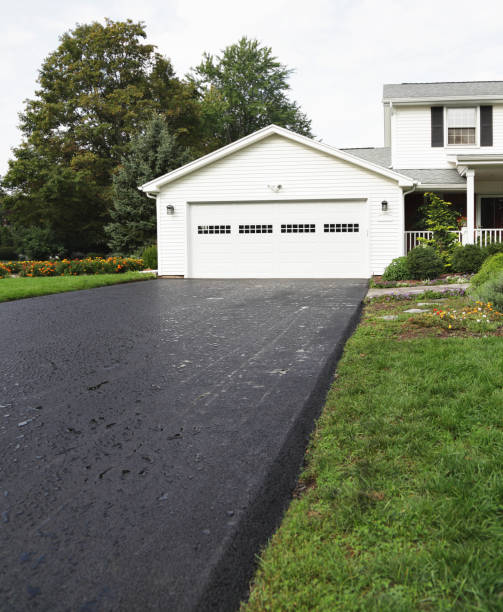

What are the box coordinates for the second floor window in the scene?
[447,107,476,145]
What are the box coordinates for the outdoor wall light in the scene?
[381,200,389,212]
[166,204,175,215]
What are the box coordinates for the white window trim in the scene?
[445,106,479,148]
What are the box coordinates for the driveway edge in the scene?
[194,299,365,612]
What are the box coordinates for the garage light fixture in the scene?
[166,204,175,215]
[381,200,389,212]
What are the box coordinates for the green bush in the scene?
[141,244,157,269]
[470,253,503,288]
[382,256,410,281]
[418,192,459,266]
[13,226,64,260]
[0,246,17,261]
[406,246,444,280]
[451,244,486,274]
[472,270,503,311]
[483,241,503,257]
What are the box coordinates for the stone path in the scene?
[367,283,469,298]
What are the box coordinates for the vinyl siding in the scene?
[392,104,503,168]
[156,135,404,276]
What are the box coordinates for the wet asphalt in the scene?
[0,278,367,611]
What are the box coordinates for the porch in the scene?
[404,166,503,252]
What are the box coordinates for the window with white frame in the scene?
[447,107,477,145]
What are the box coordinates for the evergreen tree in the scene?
[105,115,191,253]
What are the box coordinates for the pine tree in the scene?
[105,116,191,253]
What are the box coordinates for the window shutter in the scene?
[480,106,493,147]
[431,107,444,147]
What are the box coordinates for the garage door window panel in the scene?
[324,223,360,233]
[197,225,231,234]
[280,224,316,233]
[238,225,273,234]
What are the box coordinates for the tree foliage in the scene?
[1,26,313,255]
[192,37,312,148]
[105,115,191,253]
[2,19,200,253]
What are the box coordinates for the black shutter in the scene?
[431,106,444,147]
[480,106,493,146]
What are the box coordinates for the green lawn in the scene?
[244,295,503,611]
[0,272,156,302]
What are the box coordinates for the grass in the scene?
[243,294,503,611]
[0,272,156,302]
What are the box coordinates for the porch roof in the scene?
[342,147,466,188]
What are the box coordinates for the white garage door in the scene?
[188,201,368,278]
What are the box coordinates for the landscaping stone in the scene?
[367,283,469,298]
[404,308,429,314]
[380,315,398,320]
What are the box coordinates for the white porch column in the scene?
[465,169,475,244]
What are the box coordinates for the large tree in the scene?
[105,115,191,253]
[191,37,312,149]
[2,19,200,253]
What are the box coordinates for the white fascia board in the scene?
[414,184,466,191]
[456,155,503,164]
[139,124,414,193]
[382,95,503,105]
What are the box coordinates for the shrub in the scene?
[483,241,503,257]
[0,246,17,261]
[406,246,444,280]
[141,245,157,269]
[418,192,459,266]
[470,253,503,288]
[451,244,486,274]
[12,226,64,260]
[382,256,410,281]
[472,270,503,311]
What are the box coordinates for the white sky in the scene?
[1,0,503,175]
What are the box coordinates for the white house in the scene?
[141,81,503,278]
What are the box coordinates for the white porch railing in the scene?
[475,228,503,246]
[405,229,503,251]
[404,231,462,253]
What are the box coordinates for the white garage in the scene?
[140,125,414,278]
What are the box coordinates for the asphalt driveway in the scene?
[0,278,367,611]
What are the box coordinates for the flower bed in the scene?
[0,257,145,278]
[425,301,503,331]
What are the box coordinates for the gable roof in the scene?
[344,147,466,188]
[383,81,503,102]
[140,125,415,193]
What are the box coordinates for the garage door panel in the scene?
[189,202,368,278]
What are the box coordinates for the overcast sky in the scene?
[1,0,503,174]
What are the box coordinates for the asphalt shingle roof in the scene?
[342,147,391,167]
[342,147,466,186]
[383,81,503,100]
[395,168,466,185]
